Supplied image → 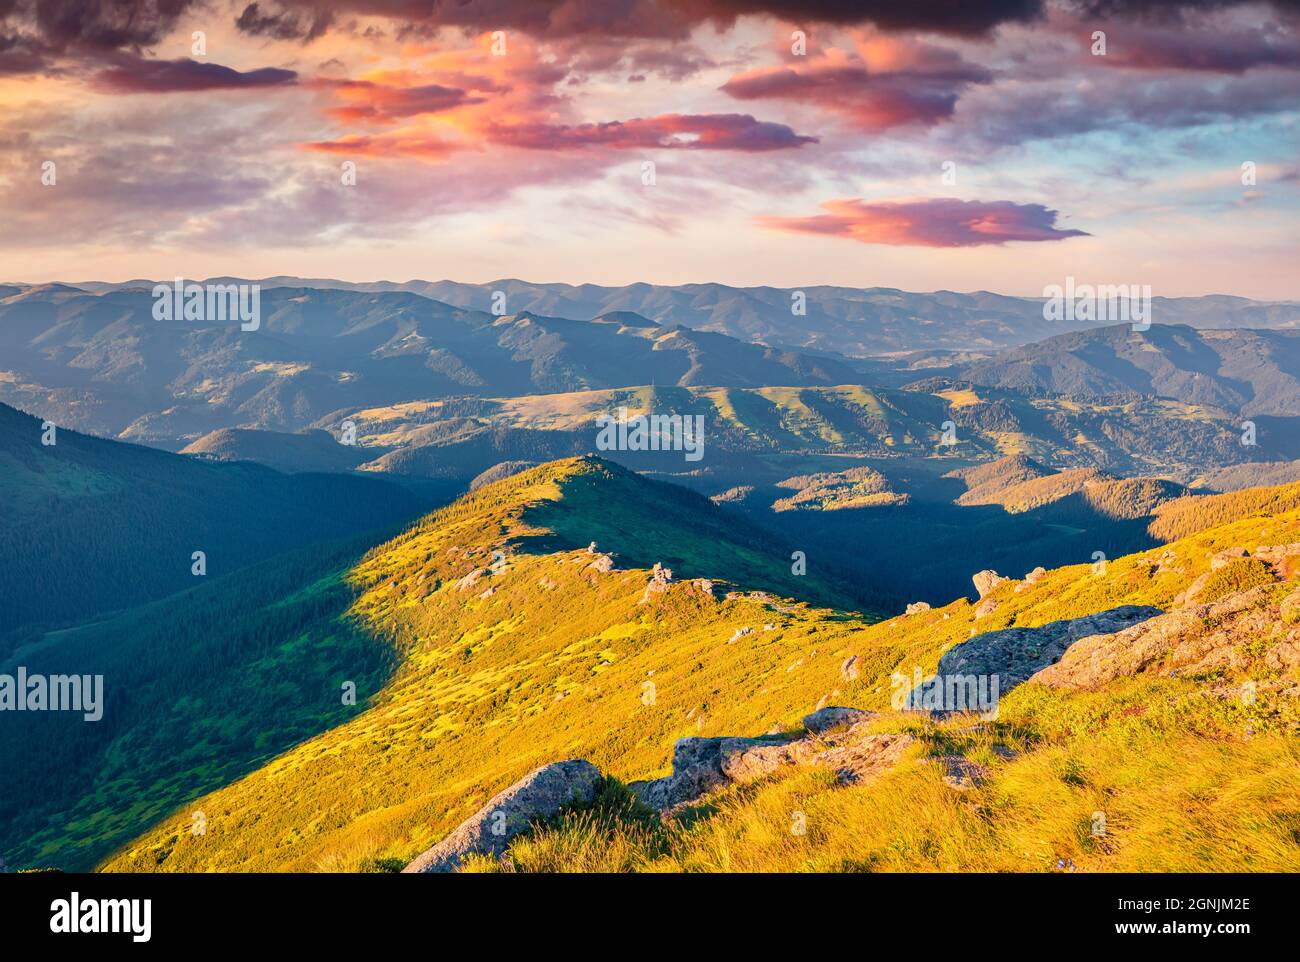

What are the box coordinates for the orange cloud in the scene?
[760,197,1089,247]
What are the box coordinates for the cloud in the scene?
[302,131,464,159]
[12,0,203,51]
[93,55,298,93]
[318,79,482,124]
[1087,24,1300,72]
[235,2,335,42]
[721,40,992,130]
[759,197,1089,246]
[485,113,818,150]
[669,0,1045,36]
[238,0,1048,40]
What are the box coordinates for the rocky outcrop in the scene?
[802,706,872,734]
[403,760,601,873]
[628,737,767,810]
[972,570,1007,599]
[932,605,1162,696]
[1033,586,1300,691]
[840,655,860,681]
[639,562,673,603]
[906,601,932,614]
[629,708,912,812]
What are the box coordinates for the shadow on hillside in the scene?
[510,460,873,612]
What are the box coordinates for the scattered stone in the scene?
[972,569,1008,599]
[403,760,601,873]
[802,706,872,734]
[728,626,753,644]
[629,715,914,812]
[639,562,673,603]
[906,601,931,614]
[840,655,860,682]
[1210,547,1249,571]
[1034,587,1300,690]
[456,568,486,592]
[975,597,999,618]
[587,553,615,573]
[935,605,1162,698]
[935,754,989,790]
[1282,586,1300,625]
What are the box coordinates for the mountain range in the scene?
[3,278,1299,876]
[64,277,1300,356]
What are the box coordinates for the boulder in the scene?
[802,706,872,734]
[629,716,913,811]
[840,655,860,681]
[402,760,601,873]
[933,605,1162,697]
[1034,587,1300,690]
[1282,586,1300,625]
[1210,547,1249,571]
[628,736,765,810]
[905,601,932,614]
[972,570,1007,599]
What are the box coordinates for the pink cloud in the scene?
[486,113,818,151]
[760,197,1089,247]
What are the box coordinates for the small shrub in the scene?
[1198,558,1276,603]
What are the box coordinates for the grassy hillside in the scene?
[98,459,1300,873]
[0,402,432,641]
[10,457,861,871]
[476,507,1300,873]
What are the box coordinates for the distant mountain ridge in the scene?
[957,323,1300,416]
[0,284,859,445]
[38,277,1300,357]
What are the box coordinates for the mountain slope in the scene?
[96,464,1300,873]
[0,401,431,639]
[181,427,373,473]
[5,456,866,871]
[960,323,1300,416]
[73,458,871,872]
[0,286,862,446]
[470,503,1300,873]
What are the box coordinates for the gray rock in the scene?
[403,760,601,873]
[628,736,766,810]
[802,706,873,734]
[934,605,1162,697]
[1034,587,1300,690]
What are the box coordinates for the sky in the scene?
[1,0,1298,297]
